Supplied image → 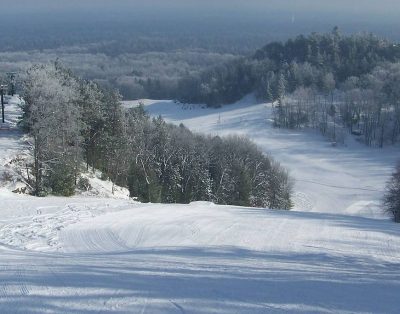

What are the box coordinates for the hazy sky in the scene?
[3,0,400,14]
[2,1,399,30]
[1,0,399,51]
[3,0,395,27]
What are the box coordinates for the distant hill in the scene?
[177,28,400,106]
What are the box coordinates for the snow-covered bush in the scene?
[46,163,76,196]
[77,177,92,192]
[1,170,13,183]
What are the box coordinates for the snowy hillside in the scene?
[1,190,400,313]
[123,97,400,218]
[1,96,400,313]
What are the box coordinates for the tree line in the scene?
[273,61,400,147]
[21,63,293,209]
[177,29,400,146]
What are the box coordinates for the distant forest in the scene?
[178,29,400,147]
[0,9,296,100]
[1,1,400,102]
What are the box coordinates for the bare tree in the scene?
[383,162,400,222]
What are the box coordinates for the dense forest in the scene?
[178,29,400,147]
[0,47,237,100]
[20,63,293,209]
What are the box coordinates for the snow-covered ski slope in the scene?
[1,193,400,313]
[123,96,400,218]
[1,95,400,313]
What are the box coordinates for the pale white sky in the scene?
[3,0,400,13]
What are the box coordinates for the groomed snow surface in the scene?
[1,96,400,313]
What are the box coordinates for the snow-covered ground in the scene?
[1,192,400,313]
[1,96,400,313]
[123,96,400,218]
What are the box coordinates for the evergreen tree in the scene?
[266,81,273,102]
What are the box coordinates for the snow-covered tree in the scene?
[23,63,83,196]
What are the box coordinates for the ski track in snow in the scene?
[1,96,400,313]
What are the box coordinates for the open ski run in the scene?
[0,96,399,313]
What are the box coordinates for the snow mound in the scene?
[78,170,130,200]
